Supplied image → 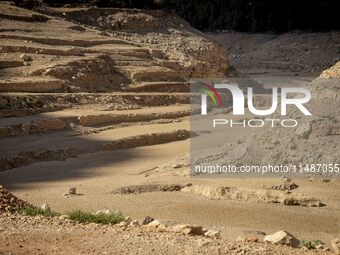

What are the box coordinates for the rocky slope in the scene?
[208,31,340,74]
[0,2,230,95]
[0,185,32,213]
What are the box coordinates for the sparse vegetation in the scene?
[299,239,324,250]
[19,207,60,217]
[67,210,124,225]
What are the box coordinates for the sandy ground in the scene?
[1,138,339,246]
[1,214,330,255]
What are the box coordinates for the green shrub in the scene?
[299,239,324,250]
[67,210,124,225]
[19,207,60,217]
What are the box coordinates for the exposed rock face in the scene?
[180,184,322,207]
[264,231,300,248]
[171,224,203,235]
[320,61,340,78]
[208,32,340,73]
[40,7,230,79]
[0,186,32,213]
[112,183,190,194]
[181,185,227,198]
[0,2,230,95]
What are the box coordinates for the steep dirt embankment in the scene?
[0,3,230,94]
[39,6,230,79]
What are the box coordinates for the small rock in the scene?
[58,215,68,220]
[20,54,32,61]
[264,231,300,248]
[142,216,154,225]
[129,220,140,227]
[95,209,111,215]
[171,163,181,169]
[147,219,161,227]
[124,216,131,223]
[68,187,76,195]
[204,230,221,239]
[145,220,166,230]
[236,236,246,242]
[117,221,128,227]
[40,203,50,211]
[171,224,203,235]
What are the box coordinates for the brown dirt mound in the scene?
[0,186,32,213]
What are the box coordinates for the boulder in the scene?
[171,224,203,235]
[264,231,300,247]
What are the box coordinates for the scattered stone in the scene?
[283,196,323,207]
[58,214,68,220]
[20,54,32,61]
[204,230,221,239]
[331,238,340,254]
[40,203,50,212]
[266,179,299,191]
[129,220,140,226]
[171,224,203,236]
[264,231,300,248]
[145,219,166,230]
[236,236,246,242]
[124,216,131,223]
[95,209,111,215]
[0,186,32,213]
[142,216,154,225]
[112,184,189,194]
[68,187,77,195]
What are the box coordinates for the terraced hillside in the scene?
[0,2,230,171]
